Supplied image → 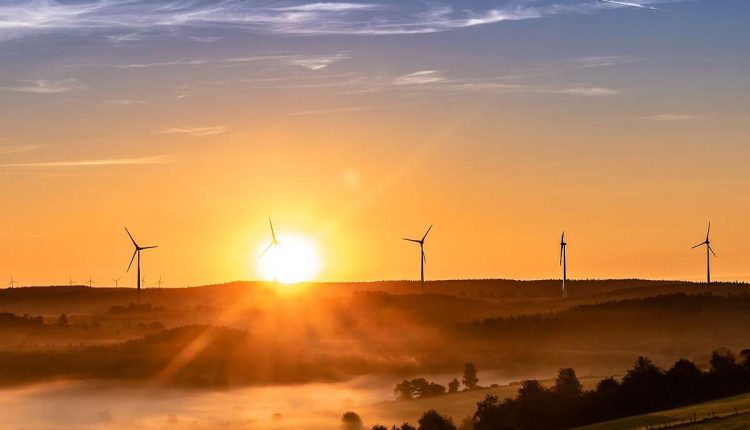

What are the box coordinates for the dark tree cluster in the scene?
[470,348,750,430]
[371,410,456,430]
[0,312,43,328]
[395,363,480,400]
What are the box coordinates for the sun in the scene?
[257,233,322,284]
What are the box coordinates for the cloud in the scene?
[272,3,378,12]
[162,126,227,136]
[0,0,672,40]
[642,113,699,121]
[549,87,621,96]
[1,155,172,167]
[393,70,446,85]
[3,79,86,94]
[288,53,348,70]
[0,144,37,155]
[283,106,379,116]
[104,99,147,105]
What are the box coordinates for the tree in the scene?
[418,410,457,430]
[372,426,388,430]
[57,313,68,327]
[553,368,583,399]
[473,395,514,430]
[395,380,413,400]
[666,359,703,404]
[462,363,478,390]
[620,357,668,414]
[342,411,363,430]
[448,378,460,393]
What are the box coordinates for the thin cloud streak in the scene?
[3,79,86,94]
[0,0,679,40]
[162,126,227,136]
[2,155,173,167]
[283,106,380,116]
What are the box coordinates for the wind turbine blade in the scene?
[269,218,278,243]
[560,245,563,265]
[125,227,138,248]
[260,242,274,257]
[141,245,158,250]
[706,222,711,241]
[709,245,717,257]
[402,238,421,243]
[127,250,137,272]
[691,242,706,249]
[422,224,433,242]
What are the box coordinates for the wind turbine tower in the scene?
[402,225,433,287]
[691,222,716,286]
[8,277,17,288]
[125,227,158,304]
[560,231,568,297]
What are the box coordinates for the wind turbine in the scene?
[8,277,16,288]
[68,276,74,287]
[125,227,158,304]
[261,218,280,257]
[691,222,716,286]
[560,231,568,297]
[86,276,94,288]
[156,276,163,288]
[402,225,433,287]
[113,278,120,287]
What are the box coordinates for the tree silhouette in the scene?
[342,411,363,430]
[417,410,457,430]
[448,378,460,393]
[462,363,478,390]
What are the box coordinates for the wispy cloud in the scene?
[549,87,621,96]
[288,53,348,70]
[283,106,380,116]
[0,0,676,40]
[162,126,227,136]
[598,0,665,11]
[1,155,172,167]
[3,79,86,94]
[104,99,147,105]
[0,144,37,155]
[393,70,446,85]
[642,114,700,121]
[272,3,379,12]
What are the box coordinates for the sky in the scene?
[1,0,749,286]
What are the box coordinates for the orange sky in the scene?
[1,0,749,287]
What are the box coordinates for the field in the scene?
[2,280,750,428]
[574,393,750,430]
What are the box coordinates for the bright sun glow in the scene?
[257,233,322,284]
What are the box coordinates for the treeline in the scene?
[0,312,43,328]
[470,348,750,430]
[395,363,481,399]
[369,347,750,430]
[466,293,750,334]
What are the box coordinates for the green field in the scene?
[574,393,750,430]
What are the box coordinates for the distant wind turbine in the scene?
[598,0,665,11]
[68,276,74,287]
[403,225,433,287]
[691,222,716,286]
[261,218,280,257]
[156,276,163,288]
[87,276,94,288]
[125,227,158,304]
[113,278,120,287]
[8,277,17,288]
[560,231,568,298]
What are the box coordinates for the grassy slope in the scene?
[574,393,750,430]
